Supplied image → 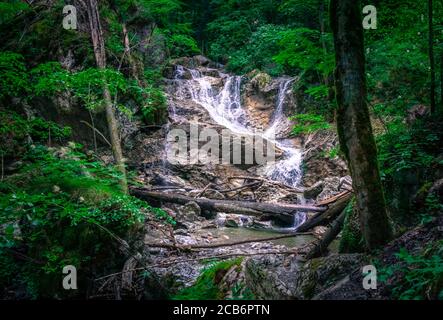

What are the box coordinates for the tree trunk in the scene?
[440,51,443,110]
[122,23,142,84]
[319,0,329,88]
[305,209,346,259]
[130,189,327,217]
[429,0,436,114]
[296,191,352,232]
[85,0,128,193]
[330,0,391,250]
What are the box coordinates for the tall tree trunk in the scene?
[85,0,128,193]
[330,0,392,250]
[429,0,436,113]
[440,51,443,110]
[122,23,142,84]
[319,0,329,88]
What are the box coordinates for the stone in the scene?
[244,253,365,300]
[303,181,324,199]
[176,201,202,223]
[225,219,239,228]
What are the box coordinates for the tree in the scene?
[429,0,436,113]
[330,0,392,250]
[82,0,128,193]
[441,51,443,110]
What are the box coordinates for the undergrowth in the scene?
[0,143,173,299]
[378,241,443,300]
[171,258,250,300]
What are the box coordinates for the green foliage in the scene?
[0,111,71,158]
[172,258,243,300]
[227,25,287,75]
[166,33,200,58]
[377,117,442,177]
[31,62,167,122]
[304,85,329,101]
[274,28,334,78]
[290,113,331,135]
[0,0,30,25]
[0,51,28,99]
[0,144,173,298]
[32,63,127,111]
[378,243,443,300]
[419,193,443,225]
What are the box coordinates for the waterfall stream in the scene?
[170,65,306,228]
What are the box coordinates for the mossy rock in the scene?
[293,254,366,299]
[251,72,272,91]
[171,258,243,300]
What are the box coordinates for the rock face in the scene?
[301,130,348,189]
[244,253,365,300]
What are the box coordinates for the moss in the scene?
[339,200,365,253]
[252,72,272,90]
[171,258,243,300]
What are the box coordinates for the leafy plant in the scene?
[0,51,28,99]
[378,243,443,300]
[0,111,71,158]
[172,258,243,300]
[0,145,173,298]
[290,113,331,135]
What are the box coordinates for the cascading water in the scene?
[187,69,249,134]
[263,79,303,188]
[171,65,306,228]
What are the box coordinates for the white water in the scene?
[263,79,303,188]
[174,66,303,188]
[171,66,306,227]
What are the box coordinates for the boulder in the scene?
[176,201,202,223]
[303,181,324,199]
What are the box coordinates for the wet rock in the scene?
[406,104,429,124]
[244,254,300,299]
[303,181,324,199]
[428,178,443,203]
[215,213,254,228]
[301,131,348,187]
[176,201,202,223]
[316,177,341,202]
[225,219,239,228]
[174,229,189,236]
[241,71,280,131]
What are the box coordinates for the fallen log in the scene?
[304,209,346,259]
[317,190,352,206]
[145,231,313,250]
[296,192,352,232]
[228,175,305,193]
[131,188,327,217]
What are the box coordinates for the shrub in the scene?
[0,145,173,298]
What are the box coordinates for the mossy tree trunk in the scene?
[330,0,392,250]
[84,0,128,193]
[429,0,436,114]
[440,49,443,111]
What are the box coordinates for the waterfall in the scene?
[187,69,249,134]
[173,66,303,187]
[263,79,303,188]
[171,65,305,227]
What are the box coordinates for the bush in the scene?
[0,145,173,299]
[378,243,443,300]
[0,111,71,159]
[290,113,331,135]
